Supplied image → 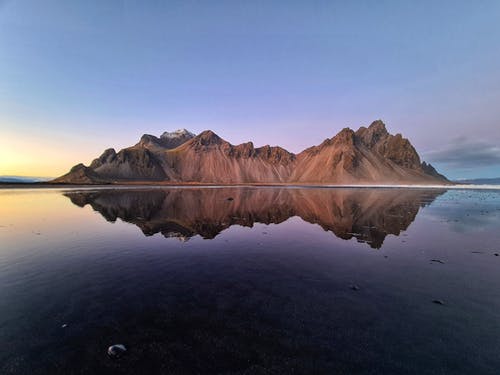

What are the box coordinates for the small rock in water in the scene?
[226,197,234,201]
[430,259,445,264]
[432,299,445,305]
[107,344,127,358]
[494,253,499,257]
[350,284,360,291]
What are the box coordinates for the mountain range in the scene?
[52,120,448,184]
[454,177,500,185]
[0,176,52,183]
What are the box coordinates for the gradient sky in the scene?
[1,0,500,179]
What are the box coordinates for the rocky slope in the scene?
[52,121,448,184]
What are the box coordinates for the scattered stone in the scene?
[494,253,499,257]
[384,255,388,258]
[432,299,445,305]
[430,259,445,264]
[350,284,360,291]
[226,197,234,201]
[107,344,127,358]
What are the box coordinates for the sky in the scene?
[1,0,500,180]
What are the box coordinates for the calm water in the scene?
[1,187,500,374]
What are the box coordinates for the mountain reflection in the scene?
[64,187,444,248]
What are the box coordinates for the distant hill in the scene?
[0,176,52,183]
[455,177,500,185]
[52,120,449,185]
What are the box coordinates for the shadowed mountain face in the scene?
[53,121,448,184]
[65,188,445,248]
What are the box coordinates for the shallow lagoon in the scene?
[1,187,500,374]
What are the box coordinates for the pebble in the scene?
[350,285,360,291]
[226,197,234,201]
[432,299,445,305]
[430,259,445,264]
[107,344,127,358]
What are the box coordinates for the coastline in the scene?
[1,182,499,190]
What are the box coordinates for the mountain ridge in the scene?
[52,120,448,184]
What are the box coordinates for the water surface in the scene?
[1,187,500,374]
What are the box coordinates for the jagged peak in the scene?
[140,134,159,142]
[101,148,116,155]
[193,130,225,146]
[332,127,355,144]
[256,144,296,163]
[136,134,163,149]
[356,120,390,147]
[70,163,87,172]
[421,161,448,181]
[257,144,293,153]
[238,141,254,149]
[368,119,387,132]
[336,127,355,136]
[301,127,355,154]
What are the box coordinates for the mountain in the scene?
[0,175,52,183]
[290,121,446,183]
[64,187,445,248]
[52,120,448,184]
[454,177,500,185]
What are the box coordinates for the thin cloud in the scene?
[424,139,500,169]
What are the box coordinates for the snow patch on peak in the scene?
[160,129,196,139]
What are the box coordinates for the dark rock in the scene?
[350,285,360,291]
[107,344,127,358]
[432,299,445,305]
[430,259,445,264]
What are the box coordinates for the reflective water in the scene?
[1,187,500,374]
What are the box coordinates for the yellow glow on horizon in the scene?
[0,143,53,177]
[0,130,102,178]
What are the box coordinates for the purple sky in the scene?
[1,1,500,179]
